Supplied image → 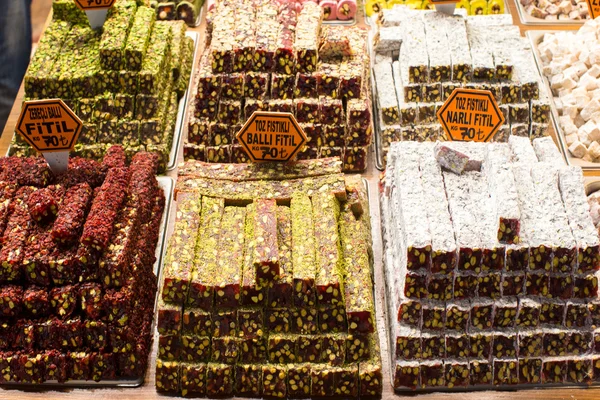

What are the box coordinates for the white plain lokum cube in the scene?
[581,99,600,121]
[565,133,578,145]
[569,140,588,158]
[588,141,600,159]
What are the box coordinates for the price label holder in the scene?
[74,0,115,29]
[15,99,83,173]
[586,0,600,19]
[236,112,307,163]
[436,88,505,142]
[431,0,459,14]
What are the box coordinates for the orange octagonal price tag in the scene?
[437,88,505,142]
[586,0,600,19]
[236,112,307,163]
[16,99,83,153]
[74,0,115,10]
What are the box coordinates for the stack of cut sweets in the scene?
[153,0,204,25]
[0,146,164,384]
[382,136,600,390]
[185,0,373,173]
[373,7,552,165]
[15,0,194,172]
[537,19,600,163]
[155,158,382,397]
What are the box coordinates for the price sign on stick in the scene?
[437,88,505,142]
[74,0,115,29]
[586,0,600,19]
[16,99,82,173]
[236,112,307,163]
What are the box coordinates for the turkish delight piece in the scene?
[470,299,494,330]
[493,297,518,328]
[294,2,322,73]
[291,194,317,307]
[321,334,345,366]
[180,363,207,397]
[446,332,470,359]
[287,364,311,398]
[180,336,210,363]
[568,331,593,356]
[420,360,445,388]
[238,308,264,339]
[187,197,224,309]
[268,335,297,364]
[155,359,179,393]
[162,192,201,305]
[434,143,471,175]
[519,330,543,358]
[239,337,267,364]
[206,363,234,396]
[567,357,593,384]
[235,364,262,397]
[393,360,420,390]
[182,308,212,337]
[493,359,519,386]
[214,206,245,308]
[543,329,569,356]
[346,334,370,362]
[292,307,318,334]
[542,359,567,384]
[297,335,321,363]
[211,310,236,338]
[565,300,590,328]
[421,332,445,360]
[470,360,492,386]
[262,364,287,398]
[265,308,291,334]
[445,361,469,389]
[516,298,541,328]
[539,299,566,327]
[501,273,525,297]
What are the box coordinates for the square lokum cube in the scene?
[268,335,297,364]
[321,335,345,366]
[422,304,445,331]
[542,359,567,384]
[297,335,322,363]
[445,361,469,388]
[266,309,291,334]
[446,333,470,359]
[262,365,287,397]
[235,364,262,397]
[346,334,370,362]
[182,308,212,337]
[566,301,590,328]
[207,122,233,146]
[519,331,542,357]
[540,300,565,327]
[445,301,470,331]
[493,359,518,386]
[567,331,592,355]
[469,333,492,359]
[421,332,445,360]
[471,300,494,330]
[294,98,320,123]
[426,274,453,301]
[469,360,492,386]
[393,361,420,390]
[239,337,267,364]
[221,73,245,99]
[574,275,599,299]
[292,308,318,334]
[519,358,542,384]
[493,297,518,328]
[245,72,269,99]
[420,361,445,388]
[180,336,210,363]
[271,74,295,100]
[180,363,207,397]
[566,358,593,384]
[543,329,569,356]
[287,364,311,398]
[206,363,234,396]
[212,310,237,337]
[549,274,574,299]
[501,273,525,296]
[492,332,517,358]
[311,365,335,397]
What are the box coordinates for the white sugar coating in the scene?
[533,137,564,163]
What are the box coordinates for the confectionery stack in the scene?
[537,19,600,163]
[152,0,205,26]
[186,0,373,172]
[373,7,551,164]
[382,137,600,390]
[155,158,382,397]
[366,0,505,16]
[519,0,588,21]
[0,146,165,383]
[16,0,195,172]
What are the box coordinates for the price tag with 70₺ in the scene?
[15,99,83,173]
[74,0,115,29]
